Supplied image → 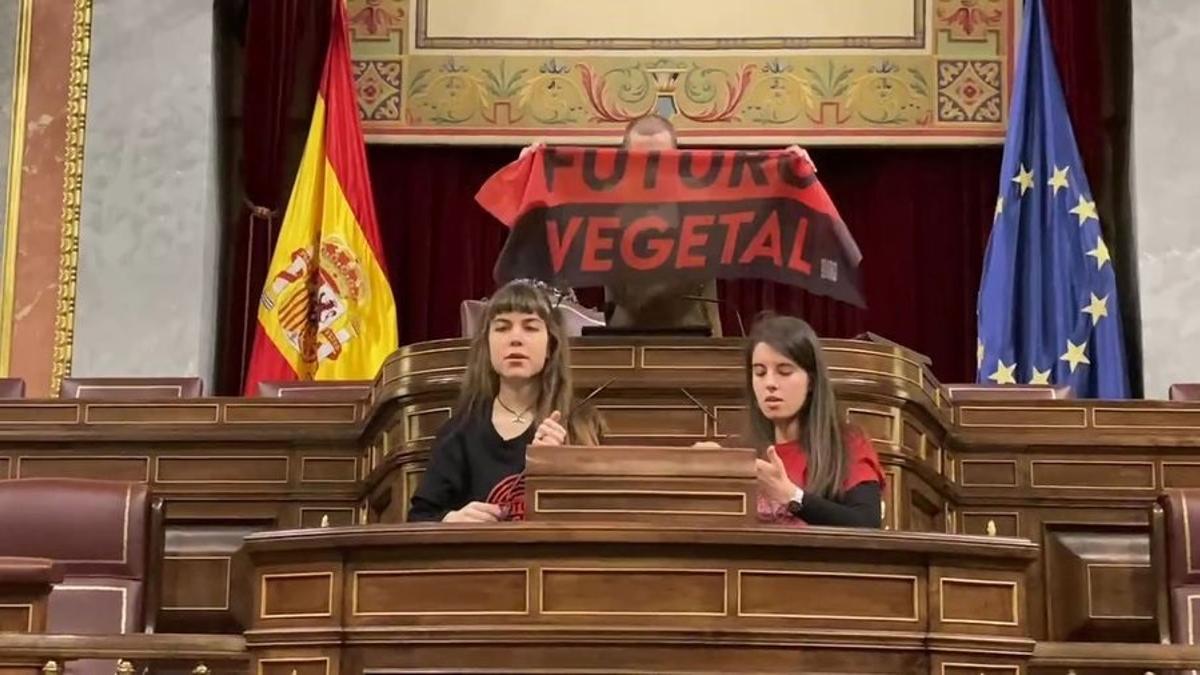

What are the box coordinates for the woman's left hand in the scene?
[532,410,567,446]
[755,446,799,505]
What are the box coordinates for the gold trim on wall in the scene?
[50,0,94,394]
[0,0,33,377]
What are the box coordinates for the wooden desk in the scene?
[0,398,366,633]
[2,336,1199,646]
[365,337,1200,643]
[241,523,1037,675]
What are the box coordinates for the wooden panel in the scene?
[940,578,1017,625]
[17,456,148,481]
[1087,564,1153,619]
[406,407,451,442]
[0,605,31,632]
[901,420,923,456]
[300,457,357,482]
[597,406,707,438]
[571,345,636,368]
[1043,525,1156,642]
[1093,406,1200,429]
[960,460,1017,487]
[739,571,919,621]
[258,658,329,675]
[0,404,79,423]
[713,405,746,439]
[384,345,469,382]
[534,490,746,515]
[941,665,1018,675]
[957,406,1087,428]
[156,456,289,483]
[354,569,528,615]
[641,345,740,369]
[0,457,8,479]
[260,572,333,618]
[845,406,894,443]
[540,569,725,615]
[1161,462,1200,488]
[84,403,218,424]
[907,486,944,533]
[160,520,276,632]
[224,403,357,423]
[162,557,230,610]
[1030,461,1155,490]
[961,512,1020,538]
[825,350,923,386]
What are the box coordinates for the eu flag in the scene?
[976,0,1129,398]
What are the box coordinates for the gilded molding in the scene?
[50,0,94,393]
[350,0,1018,145]
[0,0,34,376]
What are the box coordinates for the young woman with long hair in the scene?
[738,314,884,527]
[408,280,599,523]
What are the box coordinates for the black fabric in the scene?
[408,410,535,522]
[796,481,882,528]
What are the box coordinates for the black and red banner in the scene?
[475,148,864,307]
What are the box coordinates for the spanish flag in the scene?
[243,0,397,394]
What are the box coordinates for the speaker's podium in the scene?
[241,443,1037,675]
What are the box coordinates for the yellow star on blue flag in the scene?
[975,0,1128,398]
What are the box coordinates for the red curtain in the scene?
[222,0,1119,389]
[215,0,329,394]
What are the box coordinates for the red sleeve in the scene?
[473,151,540,227]
[842,427,885,491]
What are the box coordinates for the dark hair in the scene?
[621,115,678,148]
[458,280,598,444]
[743,314,847,498]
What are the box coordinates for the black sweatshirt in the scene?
[795,482,882,528]
[408,410,533,522]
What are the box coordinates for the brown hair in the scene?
[621,115,678,148]
[457,280,598,445]
[743,314,847,498]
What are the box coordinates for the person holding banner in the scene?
[407,280,600,523]
[493,116,866,333]
[700,314,884,527]
[604,116,723,336]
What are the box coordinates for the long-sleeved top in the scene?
[407,411,534,522]
[759,428,885,528]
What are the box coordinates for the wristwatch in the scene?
[785,486,805,517]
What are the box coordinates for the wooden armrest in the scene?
[0,558,63,587]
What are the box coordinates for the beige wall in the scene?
[1131,0,1200,398]
[71,0,221,382]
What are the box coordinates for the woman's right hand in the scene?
[442,501,503,523]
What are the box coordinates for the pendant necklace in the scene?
[495,397,533,424]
